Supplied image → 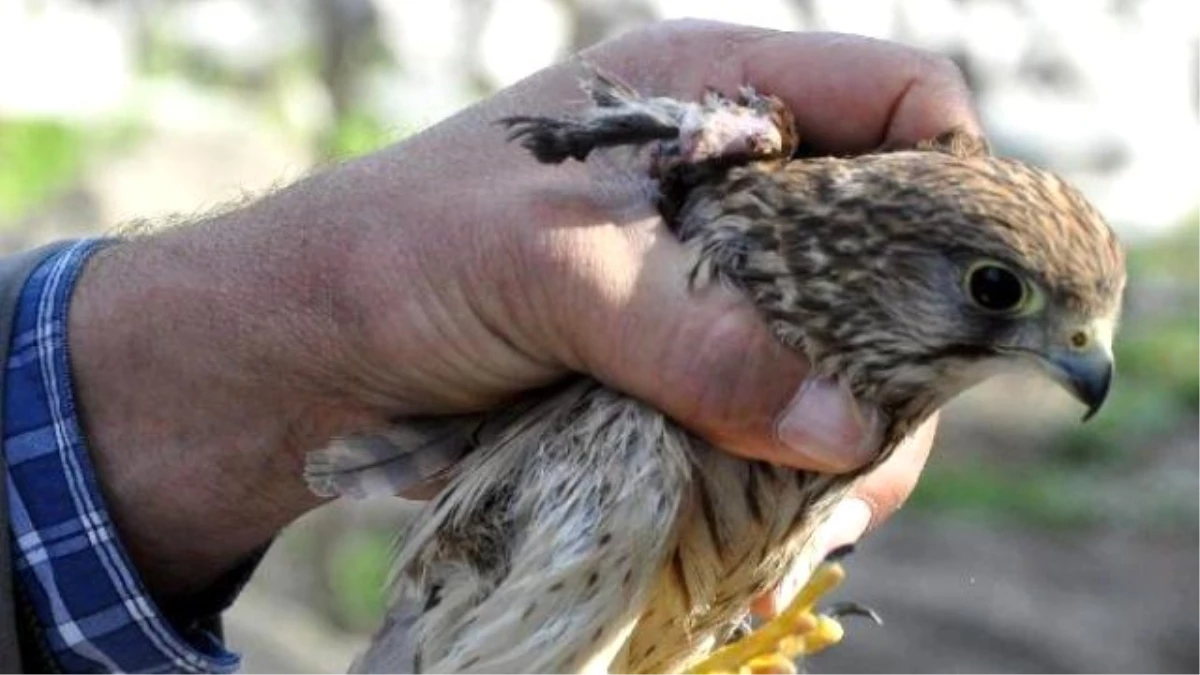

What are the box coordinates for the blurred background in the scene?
[1,0,1196,672]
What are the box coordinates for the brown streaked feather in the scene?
[332,66,1126,674]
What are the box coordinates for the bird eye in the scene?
[965,262,1028,313]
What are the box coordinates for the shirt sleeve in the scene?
[3,239,251,674]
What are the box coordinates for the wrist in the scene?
[66,209,375,599]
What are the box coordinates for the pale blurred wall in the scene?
[1,0,1197,237]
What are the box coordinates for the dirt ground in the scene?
[226,503,1198,674]
[810,514,1198,673]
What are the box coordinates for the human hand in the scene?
[325,19,970,524]
[68,20,975,600]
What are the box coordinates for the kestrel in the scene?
[307,67,1126,674]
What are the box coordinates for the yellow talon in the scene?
[685,553,856,675]
[777,614,844,656]
[740,653,796,674]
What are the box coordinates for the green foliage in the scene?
[1051,380,1190,465]
[910,461,1099,528]
[911,456,1195,532]
[1124,213,1198,282]
[326,529,392,632]
[322,109,396,159]
[1114,312,1199,407]
[1117,214,1200,427]
[0,119,86,221]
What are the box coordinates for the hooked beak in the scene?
[1039,345,1114,421]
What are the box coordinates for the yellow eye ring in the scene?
[963,261,1040,314]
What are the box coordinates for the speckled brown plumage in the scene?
[312,67,1127,674]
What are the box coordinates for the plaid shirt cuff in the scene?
[4,239,241,673]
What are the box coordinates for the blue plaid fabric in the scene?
[3,239,239,673]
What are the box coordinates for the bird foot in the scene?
[685,545,878,675]
[499,65,796,169]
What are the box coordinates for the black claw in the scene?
[826,601,883,626]
[729,619,754,642]
[823,543,856,563]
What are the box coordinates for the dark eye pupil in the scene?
[970,265,1024,311]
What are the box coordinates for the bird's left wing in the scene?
[305,415,485,499]
[304,387,561,500]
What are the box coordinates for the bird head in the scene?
[681,149,1127,445]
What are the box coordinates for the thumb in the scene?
[577,222,882,473]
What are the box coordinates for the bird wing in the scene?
[304,383,575,500]
[304,415,485,499]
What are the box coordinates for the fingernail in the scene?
[775,377,882,470]
[813,497,873,557]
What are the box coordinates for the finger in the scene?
[750,414,938,617]
[811,413,938,556]
[739,32,982,153]
[844,412,938,529]
[589,20,981,154]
